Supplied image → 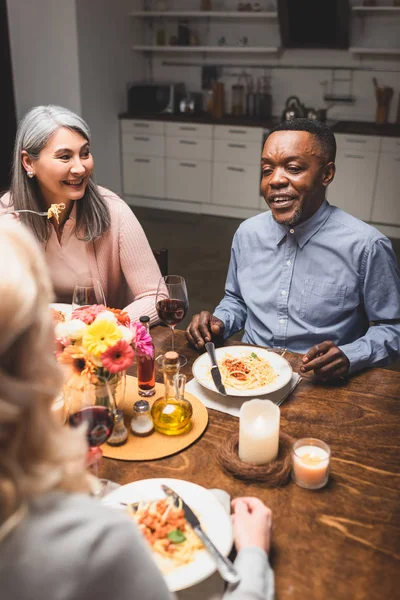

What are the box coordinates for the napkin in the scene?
[185,373,301,418]
[174,489,231,600]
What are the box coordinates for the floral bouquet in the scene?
[55,305,153,407]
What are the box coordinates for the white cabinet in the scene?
[165,122,212,204]
[211,125,263,209]
[121,120,165,198]
[327,134,380,222]
[371,138,400,225]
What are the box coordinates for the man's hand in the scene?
[300,340,350,381]
[185,310,224,349]
[231,497,273,555]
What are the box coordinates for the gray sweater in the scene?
[0,492,273,600]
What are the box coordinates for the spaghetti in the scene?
[129,497,204,573]
[47,203,66,223]
[216,351,277,390]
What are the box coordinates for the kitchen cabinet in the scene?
[327,134,380,222]
[371,138,400,226]
[121,120,166,198]
[165,123,212,204]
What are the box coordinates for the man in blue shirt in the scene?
[186,119,400,380]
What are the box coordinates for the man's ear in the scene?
[322,162,335,188]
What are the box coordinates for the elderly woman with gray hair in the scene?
[0,220,274,599]
[0,105,161,323]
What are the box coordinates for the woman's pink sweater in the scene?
[1,187,162,324]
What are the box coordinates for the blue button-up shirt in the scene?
[213,200,400,373]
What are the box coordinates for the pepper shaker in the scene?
[107,409,128,446]
[131,400,154,436]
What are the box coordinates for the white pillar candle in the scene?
[239,399,280,464]
[292,438,331,489]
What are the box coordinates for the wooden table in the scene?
[101,326,400,600]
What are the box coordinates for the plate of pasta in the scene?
[192,345,293,397]
[103,478,233,591]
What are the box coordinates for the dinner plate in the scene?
[192,345,293,397]
[49,303,73,319]
[103,478,233,592]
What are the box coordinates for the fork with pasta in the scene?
[10,203,66,223]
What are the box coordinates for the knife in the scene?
[205,342,227,395]
[161,484,240,585]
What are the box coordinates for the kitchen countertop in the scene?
[119,112,400,137]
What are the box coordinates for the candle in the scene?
[239,399,280,464]
[51,393,66,424]
[292,438,331,489]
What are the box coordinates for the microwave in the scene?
[127,83,185,115]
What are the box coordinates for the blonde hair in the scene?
[0,220,90,527]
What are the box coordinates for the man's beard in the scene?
[270,203,302,227]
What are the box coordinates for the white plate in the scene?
[103,478,233,592]
[49,303,72,319]
[192,345,293,397]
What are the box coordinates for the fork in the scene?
[9,209,48,217]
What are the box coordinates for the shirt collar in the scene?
[272,199,332,249]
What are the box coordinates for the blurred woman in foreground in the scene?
[0,104,161,323]
[0,221,274,600]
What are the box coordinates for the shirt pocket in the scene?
[299,279,347,327]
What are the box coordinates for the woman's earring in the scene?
[27,171,34,178]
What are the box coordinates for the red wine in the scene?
[68,406,114,447]
[156,299,188,326]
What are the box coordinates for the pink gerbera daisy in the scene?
[101,339,135,373]
[72,304,107,325]
[130,322,153,357]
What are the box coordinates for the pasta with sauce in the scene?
[214,352,277,390]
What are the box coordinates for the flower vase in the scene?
[64,371,126,418]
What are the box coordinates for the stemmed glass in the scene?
[72,277,106,311]
[65,374,120,498]
[156,275,189,367]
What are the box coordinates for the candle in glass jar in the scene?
[239,399,280,464]
[292,438,331,489]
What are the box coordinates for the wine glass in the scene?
[65,375,120,498]
[72,277,106,311]
[156,275,189,367]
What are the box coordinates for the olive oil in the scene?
[151,351,192,436]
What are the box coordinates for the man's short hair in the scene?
[270,118,336,163]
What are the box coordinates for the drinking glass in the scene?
[156,275,189,367]
[65,374,120,498]
[72,277,106,311]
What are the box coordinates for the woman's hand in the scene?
[231,497,273,555]
[0,212,20,223]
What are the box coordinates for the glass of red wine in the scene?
[156,275,189,367]
[66,375,120,498]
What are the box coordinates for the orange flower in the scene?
[108,308,131,327]
[58,345,94,377]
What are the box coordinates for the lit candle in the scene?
[239,399,280,464]
[292,438,331,489]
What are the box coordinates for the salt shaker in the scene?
[131,400,154,436]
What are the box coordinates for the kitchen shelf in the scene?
[349,46,400,55]
[132,45,280,54]
[129,11,278,19]
[352,6,400,13]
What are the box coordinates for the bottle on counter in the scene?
[137,315,156,397]
[131,400,154,437]
[151,351,192,436]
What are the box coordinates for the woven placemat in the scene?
[101,376,209,461]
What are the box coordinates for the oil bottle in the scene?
[151,351,192,435]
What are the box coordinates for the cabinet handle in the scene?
[179,140,197,145]
[228,129,246,134]
[133,136,150,141]
[133,123,150,128]
[344,153,365,159]
[228,143,246,149]
[179,126,197,131]
[227,166,245,172]
[345,138,366,144]
[180,162,197,168]
[134,158,150,163]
